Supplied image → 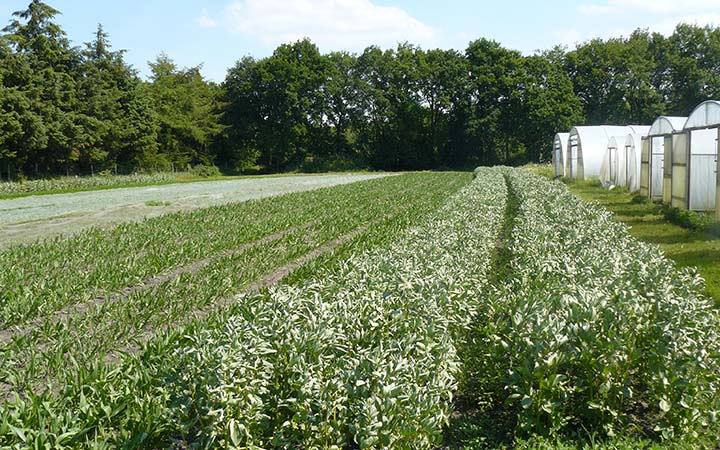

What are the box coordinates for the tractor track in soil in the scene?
[0,176,460,403]
[0,215,386,402]
[0,220,319,347]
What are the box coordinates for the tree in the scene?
[665,24,720,115]
[146,53,224,169]
[221,39,328,171]
[75,24,158,173]
[416,48,468,166]
[515,51,583,163]
[2,0,80,175]
[465,38,524,165]
[323,51,362,156]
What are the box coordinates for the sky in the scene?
[2,0,720,82]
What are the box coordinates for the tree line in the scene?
[2,1,720,179]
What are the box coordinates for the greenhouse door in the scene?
[717,127,720,220]
[554,142,563,176]
[689,128,718,211]
[650,136,664,198]
[569,135,579,179]
[622,144,633,187]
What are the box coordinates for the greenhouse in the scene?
[601,132,645,192]
[670,101,720,216]
[640,116,687,201]
[567,125,649,181]
[553,133,569,177]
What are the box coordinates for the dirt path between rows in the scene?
[0,219,374,402]
[103,221,372,363]
[0,220,318,346]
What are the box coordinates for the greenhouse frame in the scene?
[553,133,569,177]
[640,116,686,201]
[670,101,720,216]
[567,125,649,181]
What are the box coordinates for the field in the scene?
[0,169,718,448]
[0,173,386,248]
[564,179,720,306]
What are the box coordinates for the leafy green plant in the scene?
[660,203,720,236]
[0,172,475,448]
[190,164,222,178]
[144,200,171,206]
[474,168,720,440]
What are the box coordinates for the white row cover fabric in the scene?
[568,125,648,180]
[600,133,643,192]
[684,100,720,130]
[553,133,569,177]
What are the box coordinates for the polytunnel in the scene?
[552,133,569,177]
[640,116,687,202]
[601,133,645,192]
[567,125,648,181]
[672,101,720,216]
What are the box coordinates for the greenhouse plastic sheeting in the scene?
[648,116,687,136]
[601,135,622,186]
[568,125,647,180]
[684,101,720,130]
[601,133,643,192]
[553,133,569,177]
[625,133,644,192]
[642,117,685,200]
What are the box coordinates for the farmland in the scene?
[0,173,387,248]
[564,179,720,306]
[0,170,718,448]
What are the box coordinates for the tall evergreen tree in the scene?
[146,54,224,169]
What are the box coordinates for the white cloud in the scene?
[197,9,219,29]
[555,12,720,51]
[579,0,720,15]
[553,28,583,48]
[652,12,720,34]
[222,0,437,51]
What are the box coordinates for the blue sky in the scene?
[2,0,720,82]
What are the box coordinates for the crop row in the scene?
[0,173,467,398]
[0,170,502,448]
[0,173,181,197]
[471,168,720,439]
[0,174,446,328]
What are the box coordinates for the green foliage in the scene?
[0,169,717,447]
[0,172,178,196]
[660,203,720,236]
[0,173,470,447]
[189,163,221,178]
[471,168,720,441]
[146,53,224,168]
[144,200,170,207]
[4,2,720,175]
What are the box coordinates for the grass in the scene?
[565,179,720,306]
[144,200,171,207]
